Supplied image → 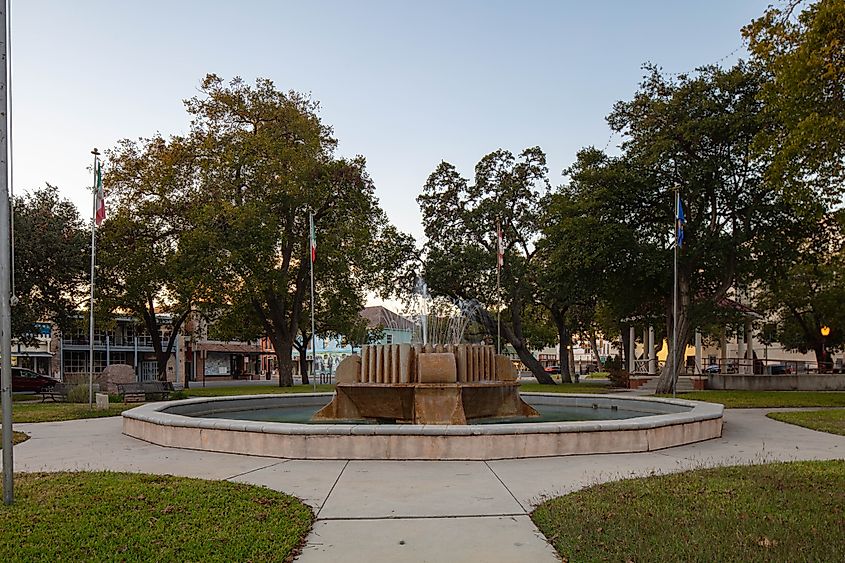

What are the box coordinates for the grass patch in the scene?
[12,394,40,402]
[184,384,335,397]
[520,382,612,394]
[0,431,29,448]
[6,403,136,424]
[532,460,845,562]
[583,372,609,379]
[0,472,312,561]
[767,409,845,436]
[661,390,845,408]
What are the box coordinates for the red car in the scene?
[11,367,60,393]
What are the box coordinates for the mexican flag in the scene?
[94,161,106,226]
[309,212,316,262]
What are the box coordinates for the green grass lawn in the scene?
[6,403,137,424]
[532,460,845,563]
[767,409,845,436]
[583,372,609,379]
[0,472,313,561]
[520,382,612,394]
[184,383,335,397]
[663,390,845,408]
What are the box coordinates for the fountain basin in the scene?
[122,393,724,461]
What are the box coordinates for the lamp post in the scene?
[820,325,831,372]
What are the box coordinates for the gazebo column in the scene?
[628,326,635,373]
[745,318,754,374]
[648,326,656,375]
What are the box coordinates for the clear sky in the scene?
[13,0,771,245]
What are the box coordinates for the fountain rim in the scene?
[122,392,724,436]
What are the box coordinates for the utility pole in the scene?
[1,0,14,505]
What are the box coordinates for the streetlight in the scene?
[821,326,831,372]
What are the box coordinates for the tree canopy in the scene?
[11,187,88,339]
[418,147,556,384]
[744,0,845,206]
[185,75,416,385]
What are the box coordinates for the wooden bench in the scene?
[117,381,174,403]
[39,383,73,402]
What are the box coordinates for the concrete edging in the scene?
[121,392,724,460]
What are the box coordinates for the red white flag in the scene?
[496,221,504,270]
[94,161,106,226]
[309,212,317,263]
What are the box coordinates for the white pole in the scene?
[496,220,501,354]
[1,0,15,505]
[309,211,316,392]
[648,326,655,375]
[672,189,679,398]
[88,150,99,408]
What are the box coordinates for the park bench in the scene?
[117,381,174,403]
[39,383,73,402]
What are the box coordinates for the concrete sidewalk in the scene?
[7,409,845,562]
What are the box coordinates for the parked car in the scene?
[10,368,60,393]
[704,365,720,374]
[768,364,792,375]
[544,365,561,374]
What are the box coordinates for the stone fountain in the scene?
[313,343,539,424]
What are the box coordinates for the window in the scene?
[385,334,393,345]
[140,361,158,381]
[64,351,107,374]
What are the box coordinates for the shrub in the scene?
[66,385,91,403]
[608,368,629,388]
[169,390,188,400]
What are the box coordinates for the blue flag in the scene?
[676,193,685,249]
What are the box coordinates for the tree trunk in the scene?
[298,330,312,385]
[550,308,572,383]
[813,342,827,371]
[588,329,602,368]
[141,308,171,382]
[473,301,556,384]
[292,339,309,384]
[271,331,295,387]
[655,305,692,394]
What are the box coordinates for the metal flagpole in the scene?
[89,149,100,408]
[496,221,501,354]
[309,211,316,392]
[1,0,15,505]
[672,188,679,398]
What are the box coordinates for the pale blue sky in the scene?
[13,0,770,242]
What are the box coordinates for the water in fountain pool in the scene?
[197,402,650,425]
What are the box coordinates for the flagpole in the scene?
[672,188,679,398]
[496,221,501,355]
[309,210,316,392]
[89,149,100,409]
[1,0,16,504]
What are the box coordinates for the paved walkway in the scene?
[7,409,845,562]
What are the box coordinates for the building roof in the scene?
[360,306,415,332]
